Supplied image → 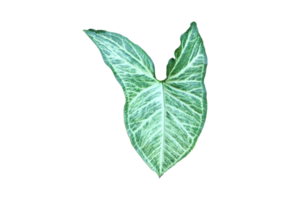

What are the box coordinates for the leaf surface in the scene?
[84,22,207,177]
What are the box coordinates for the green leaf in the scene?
[84,22,207,177]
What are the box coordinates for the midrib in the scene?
[159,83,166,175]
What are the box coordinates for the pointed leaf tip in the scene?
[189,19,197,25]
[82,27,87,35]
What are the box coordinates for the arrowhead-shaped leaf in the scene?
[84,22,207,177]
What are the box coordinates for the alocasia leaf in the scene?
[84,22,207,177]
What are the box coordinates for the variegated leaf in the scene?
[84,22,207,177]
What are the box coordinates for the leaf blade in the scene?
[166,22,207,82]
[84,22,207,177]
[83,29,158,90]
[158,22,207,177]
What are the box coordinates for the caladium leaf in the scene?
[84,22,207,177]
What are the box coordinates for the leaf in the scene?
[84,22,207,177]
